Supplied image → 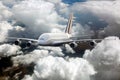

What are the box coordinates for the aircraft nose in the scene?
[38,39,45,45]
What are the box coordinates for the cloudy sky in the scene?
[1,0,120,39]
[0,0,120,80]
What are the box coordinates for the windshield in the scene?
[39,33,49,41]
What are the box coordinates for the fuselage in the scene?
[38,33,71,46]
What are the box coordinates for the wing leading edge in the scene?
[7,37,38,42]
[53,38,102,46]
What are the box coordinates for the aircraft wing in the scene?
[6,37,38,42]
[53,39,102,45]
[73,39,102,42]
[70,35,91,39]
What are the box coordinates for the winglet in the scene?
[65,13,73,34]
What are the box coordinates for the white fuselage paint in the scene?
[38,33,71,46]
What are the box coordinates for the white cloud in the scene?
[1,0,120,80]
[84,36,120,80]
[73,23,93,38]
[0,21,13,42]
[87,0,115,1]
[0,21,25,42]
[12,0,67,38]
[22,75,32,80]
[38,46,65,56]
[0,44,21,57]
[12,49,49,65]
[0,1,13,21]
[69,0,120,38]
[84,0,120,37]
[23,56,95,80]
[12,45,65,65]
[44,0,62,3]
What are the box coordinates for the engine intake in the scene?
[89,41,97,47]
[26,42,31,47]
[14,40,21,45]
[69,42,78,48]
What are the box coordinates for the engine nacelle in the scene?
[26,41,32,47]
[14,40,21,45]
[89,40,97,47]
[69,42,78,48]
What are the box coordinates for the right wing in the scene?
[7,37,38,42]
[5,37,39,47]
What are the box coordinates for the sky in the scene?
[0,0,120,80]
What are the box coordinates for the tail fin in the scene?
[65,13,73,34]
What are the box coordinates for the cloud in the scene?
[22,56,95,80]
[12,49,49,65]
[0,21,13,42]
[85,0,120,37]
[87,0,116,1]
[0,21,26,43]
[0,44,21,57]
[72,23,93,37]
[44,0,62,3]
[84,36,120,80]
[0,1,13,21]
[10,0,92,38]
[38,46,64,56]
[11,0,67,38]
[1,0,120,80]
[69,0,120,38]
[11,45,66,66]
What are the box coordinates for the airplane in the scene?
[6,13,102,49]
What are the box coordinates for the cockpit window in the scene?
[39,34,49,41]
[40,37,45,40]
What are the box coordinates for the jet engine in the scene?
[89,40,97,47]
[14,40,21,45]
[26,41,32,47]
[69,42,78,48]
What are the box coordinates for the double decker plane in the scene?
[7,13,102,49]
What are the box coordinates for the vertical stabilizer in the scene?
[65,13,73,34]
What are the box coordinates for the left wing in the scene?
[53,38,102,46]
[73,39,102,42]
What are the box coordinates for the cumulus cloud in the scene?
[84,36,120,80]
[11,0,67,38]
[87,0,120,37]
[87,0,115,1]
[83,0,120,37]
[23,56,95,80]
[11,45,66,66]
[44,0,62,3]
[0,21,25,42]
[12,50,49,65]
[73,23,93,38]
[0,44,21,57]
[1,0,120,80]
[9,0,92,38]
[0,1,12,21]
[0,21,13,42]
[38,46,64,56]
[0,0,23,7]
[68,0,120,38]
